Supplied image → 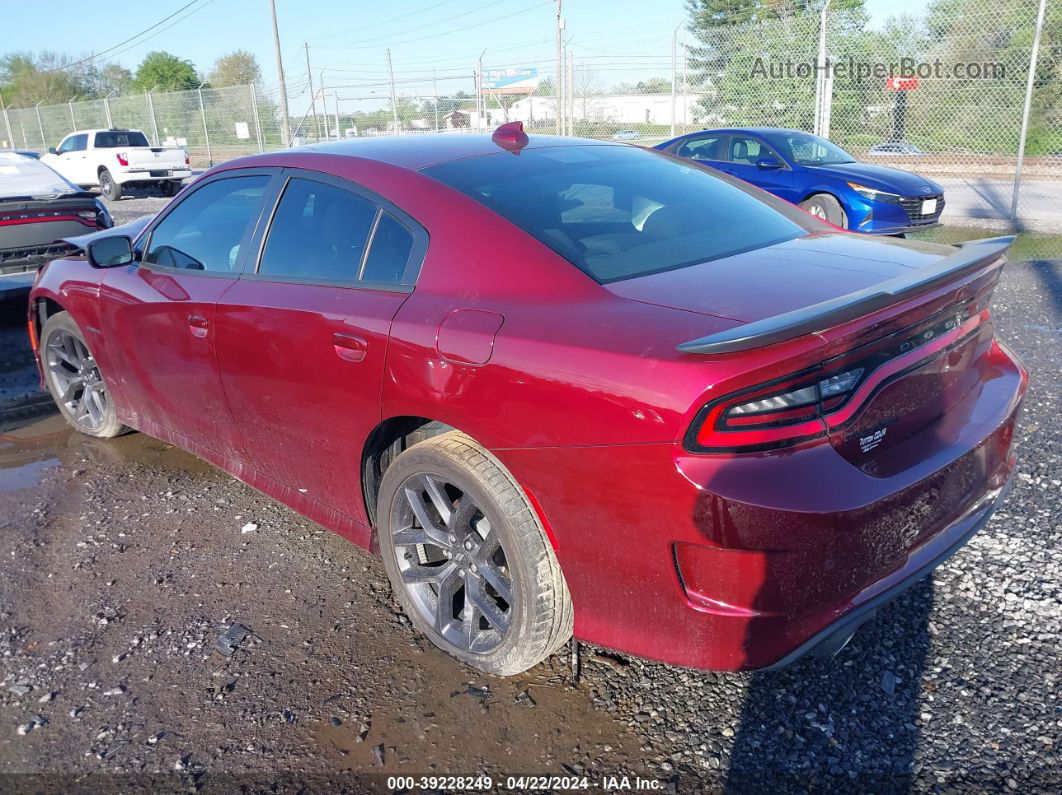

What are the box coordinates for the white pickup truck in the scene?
[42,128,192,201]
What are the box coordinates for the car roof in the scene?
[301,133,617,171]
[0,151,82,200]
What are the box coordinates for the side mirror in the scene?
[756,156,782,170]
[48,147,57,154]
[87,235,134,268]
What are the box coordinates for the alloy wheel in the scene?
[390,472,514,654]
[45,329,108,432]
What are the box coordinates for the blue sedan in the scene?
[655,128,945,235]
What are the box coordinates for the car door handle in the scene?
[333,332,367,362]
[188,314,209,338]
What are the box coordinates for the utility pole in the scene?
[670,26,678,138]
[567,51,574,136]
[304,43,319,142]
[555,0,563,135]
[1011,0,1048,222]
[433,68,439,131]
[269,0,291,146]
[319,70,329,139]
[334,92,340,139]
[682,42,688,131]
[814,0,832,137]
[478,49,487,130]
[386,48,400,134]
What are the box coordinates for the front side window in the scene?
[57,134,87,154]
[727,135,766,165]
[766,132,855,166]
[258,178,378,282]
[94,130,151,148]
[144,175,269,272]
[424,145,805,283]
[676,134,724,161]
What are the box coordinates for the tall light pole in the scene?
[269,0,291,146]
[814,0,832,137]
[304,43,319,142]
[387,48,400,134]
[670,25,679,138]
[555,0,564,135]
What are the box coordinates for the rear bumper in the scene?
[498,340,1026,671]
[764,478,1007,670]
[115,168,192,184]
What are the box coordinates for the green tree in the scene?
[208,50,262,88]
[92,63,133,96]
[131,51,199,92]
[0,51,95,105]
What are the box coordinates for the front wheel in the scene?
[800,193,847,227]
[99,169,121,201]
[377,431,573,676]
[41,311,126,438]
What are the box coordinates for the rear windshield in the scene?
[94,131,151,148]
[422,145,805,283]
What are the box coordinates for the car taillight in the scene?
[77,210,96,220]
[116,152,129,166]
[686,296,991,454]
[185,156,190,166]
[688,366,865,453]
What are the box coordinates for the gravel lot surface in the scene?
[0,197,1059,792]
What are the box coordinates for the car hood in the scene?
[0,151,83,200]
[605,232,956,323]
[806,161,942,195]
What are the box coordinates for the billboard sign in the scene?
[885,76,919,91]
[482,67,539,94]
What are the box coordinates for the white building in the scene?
[495,93,712,127]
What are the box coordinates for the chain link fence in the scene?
[1,0,1056,234]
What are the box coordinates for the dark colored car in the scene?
[656,127,945,235]
[1,152,112,293]
[28,125,1025,675]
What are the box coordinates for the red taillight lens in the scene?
[185,156,190,166]
[688,366,865,453]
[116,152,129,166]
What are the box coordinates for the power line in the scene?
[313,1,552,51]
[102,0,217,65]
[308,0,465,43]
[37,0,208,74]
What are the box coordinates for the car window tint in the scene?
[424,145,804,283]
[57,135,86,155]
[144,176,269,272]
[676,135,723,161]
[258,177,378,282]
[728,136,764,165]
[361,213,414,285]
[95,130,151,148]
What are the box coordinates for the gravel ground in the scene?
[0,205,1059,792]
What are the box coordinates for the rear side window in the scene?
[144,176,269,272]
[95,130,151,148]
[676,134,724,161]
[258,178,377,283]
[423,145,805,283]
[361,214,414,284]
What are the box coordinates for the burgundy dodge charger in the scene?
[28,123,1026,675]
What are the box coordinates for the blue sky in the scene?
[6,0,929,111]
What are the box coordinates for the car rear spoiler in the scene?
[676,236,1014,355]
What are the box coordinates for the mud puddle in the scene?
[315,639,642,781]
[0,411,212,495]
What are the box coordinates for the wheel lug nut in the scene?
[443,551,452,558]
[458,570,465,578]
[463,541,473,550]
[470,563,478,573]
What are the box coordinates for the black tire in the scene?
[99,169,121,201]
[159,180,180,197]
[800,193,847,227]
[377,431,573,676]
[40,311,126,438]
